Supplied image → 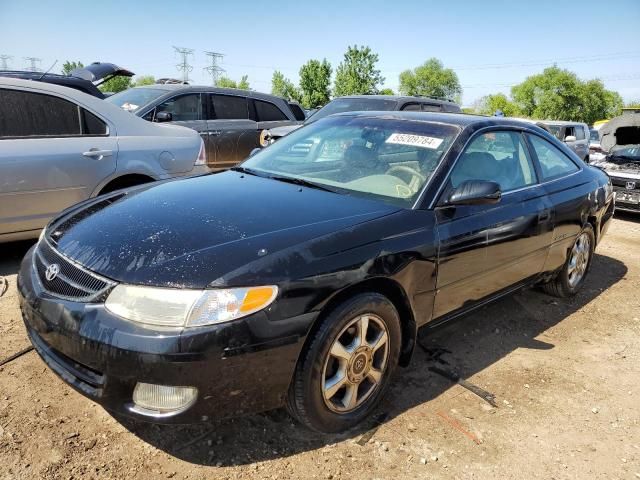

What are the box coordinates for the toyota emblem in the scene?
[45,263,60,281]
[626,181,636,190]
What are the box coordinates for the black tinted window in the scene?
[400,103,421,111]
[255,100,288,121]
[288,102,305,121]
[422,103,442,112]
[0,89,80,137]
[156,94,202,121]
[210,94,248,120]
[528,135,579,180]
[81,109,108,135]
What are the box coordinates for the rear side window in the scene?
[156,94,202,121]
[574,125,586,140]
[288,102,306,121]
[400,103,421,111]
[527,135,579,180]
[210,94,248,120]
[421,103,442,112]
[81,110,108,135]
[255,100,288,121]
[0,89,81,137]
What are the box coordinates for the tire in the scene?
[542,224,595,298]
[286,293,401,433]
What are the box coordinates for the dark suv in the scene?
[262,95,462,144]
[0,62,134,99]
[106,85,302,170]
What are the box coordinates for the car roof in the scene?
[332,111,555,134]
[128,84,287,102]
[536,120,587,126]
[337,94,459,106]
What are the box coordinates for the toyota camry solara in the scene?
[18,112,614,433]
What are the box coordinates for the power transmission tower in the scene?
[203,51,225,86]
[24,57,42,72]
[173,46,194,83]
[0,54,13,70]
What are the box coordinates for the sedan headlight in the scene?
[105,285,277,327]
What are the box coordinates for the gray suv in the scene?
[537,121,590,162]
[106,86,301,170]
[0,78,208,243]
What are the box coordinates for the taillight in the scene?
[194,138,207,166]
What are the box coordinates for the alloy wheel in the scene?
[567,232,591,288]
[321,314,389,413]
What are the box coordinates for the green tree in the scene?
[299,59,332,108]
[398,58,462,102]
[511,66,622,124]
[61,60,83,75]
[271,71,301,102]
[133,75,155,87]
[333,45,384,97]
[99,76,132,94]
[626,100,640,108]
[475,93,522,117]
[379,88,395,95]
[216,75,250,90]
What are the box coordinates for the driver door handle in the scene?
[83,149,113,159]
[538,209,551,222]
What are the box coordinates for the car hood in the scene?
[592,159,640,178]
[599,113,640,152]
[47,171,399,288]
[69,62,134,84]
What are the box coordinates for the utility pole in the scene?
[203,51,225,86]
[23,57,42,72]
[0,54,12,70]
[173,46,194,83]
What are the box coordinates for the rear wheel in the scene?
[542,224,595,297]
[286,293,401,433]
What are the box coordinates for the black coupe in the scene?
[18,112,614,433]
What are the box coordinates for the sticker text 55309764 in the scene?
[385,133,444,149]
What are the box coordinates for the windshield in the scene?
[609,145,640,162]
[105,87,166,113]
[307,98,398,124]
[242,116,458,208]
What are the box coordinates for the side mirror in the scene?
[564,135,577,142]
[155,111,173,123]
[447,180,501,206]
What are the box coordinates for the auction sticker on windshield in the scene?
[386,133,444,149]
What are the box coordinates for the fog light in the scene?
[132,383,197,416]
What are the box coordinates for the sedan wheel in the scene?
[543,224,595,297]
[322,314,389,413]
[287,293,401,433]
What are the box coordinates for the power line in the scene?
[0,54,12,70]
[203,51,225,86]
[23,56,42,72]
[173,46,194,83]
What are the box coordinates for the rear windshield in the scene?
[590,129,600,141]
[308,98,398,123]
[105,87,166,113]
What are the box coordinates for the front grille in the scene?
[34,240,115,302]
[610,176,640,191]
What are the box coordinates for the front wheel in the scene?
[542,224,595,297]
[286,293,401,433]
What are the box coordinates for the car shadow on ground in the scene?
[0,240,35,277]
[118,252,627,467]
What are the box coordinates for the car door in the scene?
[206,93,256,170]
[153,92,208,140]
[524,133,589,273]
[433,129,553,319]
[0,87,117,236]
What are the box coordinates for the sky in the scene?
[1,0,639,106]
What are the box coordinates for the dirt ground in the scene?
[1,215,639,480]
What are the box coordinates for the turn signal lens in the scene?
[186,286,278,327]
[240,286,278,313]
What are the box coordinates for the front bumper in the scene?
[18,245,315,423]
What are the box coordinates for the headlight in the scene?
[105,285,277,327]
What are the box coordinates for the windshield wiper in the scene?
[230,166,264,177]
[267,174,346,194]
